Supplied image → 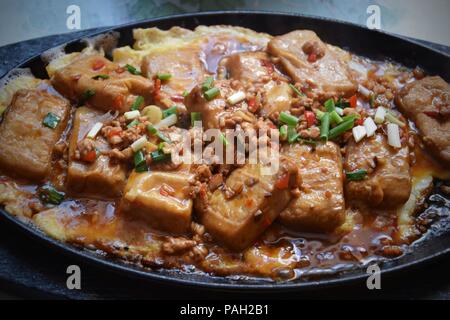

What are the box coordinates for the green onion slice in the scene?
[218,132,229,146]
[92,74,110,80]
[279,125,288,140]
[42,112,61,129]
[201,76,214,92]
[131,96,144,111]
[320,112,330,140]
[324,99,335,112]
[125,64,141,75]
[287,126,299,144]
[279,112,299,126]
[329,110,344,124]
[328,118,355,139]
[156,73,172,81]
[134,150,146,167]
[315,110,325,121]
[162,106,177,118]
[335,98,350,109]
[147,125,171,143]
[127,119,140,128]
[80,89,96,104]
[289,83,303,97]
[151,150,170,162]
[346,169,368,181]
[38,185,65,205]
[191,112,202,127]
[204,87,220,101]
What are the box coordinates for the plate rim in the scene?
[1,10,450,291]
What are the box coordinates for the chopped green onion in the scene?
[324,99,335,112]
[158,142,165,151]
[320,112,330,140]
[352,125,367,143]
[218,132,229,146]
[135,162,148,172]
[153,113,177,129]
[279,125,288,140]
[127,119,139,128]
[346,169,368,181]
[387,123,401,148]
[162,106,177,118]
[131,96,144,111]
[226,91,246,105]
[151,150,170,162]
[201,76,214,92]
[342,114,359,122]
[182,90,189,97]
[134,150,146,167]
[335,98,350,109]
[204,87,220,101]
[38,185,65,205]
[374,107,386,124]
[42,112,61,129]
[385,112,406,127]
[315,110,325,121]
[328,118,355,139]
[279,112,299,126]
[288,126,300,144]
[80,89,96,104]
[86,122,103,139]
[125,64,141,75]
[369,94,376,107]
[289,83,303,97]
[124,110,140,120]
[329,110,344,124]
[147,125,171,143]
[191,112,202,127]
[131,135,148,152]
[335,107,344,116]
[92,74,110,80]
[156,73,172,81]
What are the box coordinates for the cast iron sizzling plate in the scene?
[1,11,450,291]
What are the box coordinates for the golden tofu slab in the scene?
[121,171,193,234]
[51,55,153,113]
[67,107,126,198]
[268,30,356,98]
[280,142,345,232]
[199,162,295,251]
[0,89,70,181]
[345,133,411,209]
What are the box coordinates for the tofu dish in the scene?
[0,25,449,281]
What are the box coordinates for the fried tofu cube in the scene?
[0,89,70,181]
[67,107,126,198]
[221,51,274,83]
[51,55,153,113]
[199,161,296,251]
[345,133,411,209]
[260,81,293,118]
[268,30,356,98]
[279,142,346,232]
[120,171,193,234]
[141,44,207,97]
[396,76,450,165]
